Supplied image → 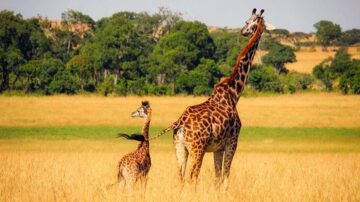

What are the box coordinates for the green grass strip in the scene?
[0,126,359,140]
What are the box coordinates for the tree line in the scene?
[0,9,359,95]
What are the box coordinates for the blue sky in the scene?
[1,0,360,32]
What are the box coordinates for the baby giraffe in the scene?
[117,101,152,192]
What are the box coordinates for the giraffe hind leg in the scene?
[187,150,205,186]
[174,127,189,183]
[213,151,224,185]
[117,170,126,191]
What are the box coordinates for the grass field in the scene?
[1,93,360,201]
[1,93,359,128]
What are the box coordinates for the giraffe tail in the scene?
[149,125,173,141]
[117,133,145,141]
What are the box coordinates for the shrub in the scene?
[298,74,315,90]
[338,29,360,46]
[175,58,220,95]
[193,85,212,96]
[265,80,284,93]
[262,42,296,74]
[313,64,334,91]
[127,78,146,95]
[287,84,296,94]
[48,70,79,94]
[83,81,96,92]
[312,48,359,93]
[114,79,127,96]
[339,61,360,94]
[248,65,284,93]
[145,84,173,96]
[99,78,114,96]
[281,72,315,92]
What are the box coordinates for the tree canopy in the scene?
[313,48,360,94]
[314,20,342,47]
[2,9,359,95]
[262,41,296,74]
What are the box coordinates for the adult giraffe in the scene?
[152,8,268,186]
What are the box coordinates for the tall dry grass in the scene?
[1,94,359,201]
[1,147,359,202]
[285,46,336,73]
[1,93,359,128]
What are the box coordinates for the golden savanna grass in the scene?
[1,94,360,201]
[1,93,360,128]
[285,46,336,73]
[1,143,359,202]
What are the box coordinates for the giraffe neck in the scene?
[212,20,264,105]
[138,109,151,151]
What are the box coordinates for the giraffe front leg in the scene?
[222,139,238,190]
[213,151,224,185]
[174,128,188,183]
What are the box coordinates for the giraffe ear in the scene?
[260,9,264,16]
[252,8,257,15]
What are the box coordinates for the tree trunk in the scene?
[104,69,109,80]
[67,39,71,54]
[114,68,120,85]
[114,74,118,85]
[11,73,20,90]
[1,66,9,92]
[156,74,166,85]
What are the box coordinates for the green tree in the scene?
[92,15,143,83]
[280,72,314,93]
[313,48,360,94]
[46,10,95,63]
[0,11,51,91]
[172,21,216,60]
[176,58,220,95]
[314,20,341,48]
[49,69,79,94]
[61,9,95,27]
[50,26,81,62]
[211,30,247,64]
[155,7,183,36]
[149,31,199,86]
[338,29,360,46]
[329,47,352,76]
[312,48,353,91]
[20,57,65,94]
[339,60,360,94]
[262,42,296,74]
[313,63,333,91]
[248,65,283,92]
[210,30,246,77]
[66,54,93,91]
[270,29,290,38]
[78,43,102,85]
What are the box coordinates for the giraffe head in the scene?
[131,101,151,118]
[241,8,265,37]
